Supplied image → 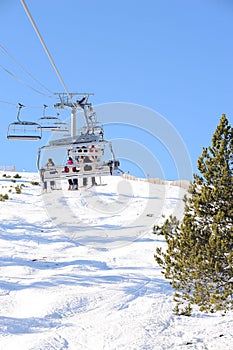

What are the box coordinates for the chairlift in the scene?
[38,139,120,184]
[7,103,42,140]
[37,94,120,185]
[38,105,68,132]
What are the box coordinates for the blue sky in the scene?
[0,0,232,179]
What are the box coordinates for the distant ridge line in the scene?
[0,165,16,172]
[122,174,190,190]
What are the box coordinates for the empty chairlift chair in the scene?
[37,105,69,133]
[7,103,42,140]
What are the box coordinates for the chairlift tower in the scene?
[54,93,95,137]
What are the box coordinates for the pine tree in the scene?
[155,114,233,314]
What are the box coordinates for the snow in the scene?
[0,171,232,350]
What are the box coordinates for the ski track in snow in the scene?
[0,172,232,350]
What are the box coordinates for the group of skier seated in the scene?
[65,155,97,190]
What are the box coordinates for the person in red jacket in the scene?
[66,157,78,190]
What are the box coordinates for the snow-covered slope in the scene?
[0,172,232,350]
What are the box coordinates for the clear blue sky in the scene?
[0,0,232,179]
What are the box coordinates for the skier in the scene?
[66,157,78,190]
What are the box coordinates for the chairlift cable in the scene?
[0,100,17,106]
[0,43,53,97]
[0,100,52,109]
[0,64,51,97]
[20,0,75,106]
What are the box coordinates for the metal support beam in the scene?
[71,107,77,137]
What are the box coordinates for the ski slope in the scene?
[0,172,232,350]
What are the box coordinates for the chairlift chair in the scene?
[52,121,69,133]
[38,105,68,132]
[38,139,120,184]
[7,103,42,140]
